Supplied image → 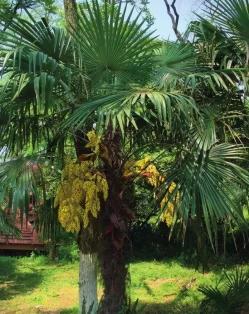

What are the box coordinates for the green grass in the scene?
[0,255,248,314]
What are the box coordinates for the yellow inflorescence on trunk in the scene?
[85,130,101,154]
[160,182,177,227]
[123,156,161,187]
[55,132,108,233]
[124,156,177,227]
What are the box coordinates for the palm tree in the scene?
[1,0,249,312]
[0,1,157,312]
[63,4,249,312]
[157,0,249,268]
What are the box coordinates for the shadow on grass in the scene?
[0,256,43,301]
[142,302,199,314]
[141,290,200,314]
[59,296,199,314]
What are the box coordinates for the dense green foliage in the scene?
[1,0,249,312]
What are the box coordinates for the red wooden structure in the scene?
[0,210,44,251]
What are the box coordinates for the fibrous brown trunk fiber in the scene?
[99,179,129,313]
[99,237,128,313]
[99,132,132,313]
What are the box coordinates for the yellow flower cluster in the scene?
[124,156,177,226]
[55,131,108,233]
[160,182,177,227]
[144,164,161,187]
[56,161,109,232]
[123,156,162,187]
[81,174,108,228]
[85,130,101,154]
[58,200,81,233]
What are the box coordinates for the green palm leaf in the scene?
[155,39,244,93]
[159,117,249,246]
[204,0,249,59]
[63,87,197,135]
[72,0,157,82]
[0,153,61,241]
[156,41,197,76]
[0,209,20,236]
[0,155,44,215]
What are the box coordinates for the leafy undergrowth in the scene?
[0,255,248,314]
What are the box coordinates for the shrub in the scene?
[199,268,249,314]
[58,242,79,262]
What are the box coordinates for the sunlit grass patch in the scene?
[0,256,248,313]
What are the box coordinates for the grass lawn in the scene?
[0,255,247,314]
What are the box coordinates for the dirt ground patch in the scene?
[146,278,181,288]
[163,294,177,303]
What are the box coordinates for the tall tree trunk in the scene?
[99,132,132,313]
[48,242,57,261]
[79,252,98,314]
[76,132,99,314]
[193,216,209,273]
[63,2,98,312]
[77,225,99,314]
[63,0,78,32]
[100,238,128,313]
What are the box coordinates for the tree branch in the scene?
[163,0,183,41]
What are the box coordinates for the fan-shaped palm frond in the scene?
[154,38,244,93]
[204,0,249,43]
[204,0,249,63]
[0,154,61,241]
[0,16,83,152]
[158,114,249,246]
[0,0,158,153]
[199,268,249,314]
[0,209,20,235]
[63,87,198,135]
[0,155,44,214]
[156,41,197,76]
[0,18,77,106]
[73,0,157,83]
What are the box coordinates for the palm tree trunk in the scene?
[77,223,99,314]
[62,2,106,312]
[48,242,57,261]
[79,252,98,314]
[194,216,208,273]
[99,131,132,313]
[99,239,128,313]
[99,184,129,314]
[75,131,99,314]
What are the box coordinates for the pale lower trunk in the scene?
[79,252,98,314]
